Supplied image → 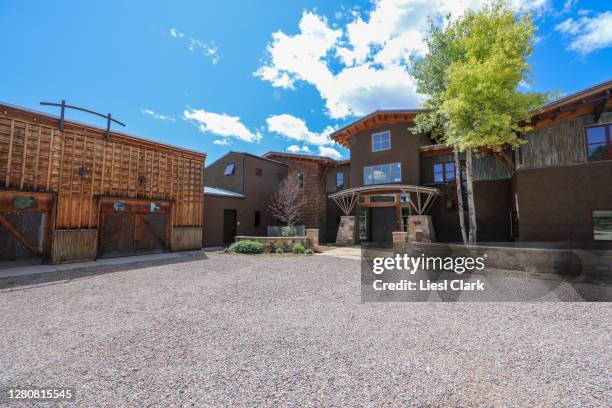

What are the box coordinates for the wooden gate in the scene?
[0,192,54,263]
[98,198,171,258]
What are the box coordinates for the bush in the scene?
[292,242,306,254]
[227,240,265,254]
[305,248,313,255]
[275,247,284,254]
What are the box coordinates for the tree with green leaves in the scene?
[411,0,548,244]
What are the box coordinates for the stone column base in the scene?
[336,216,356,245]
[306,228,320,252]
[407,215,436,243]
[392,231,408,253]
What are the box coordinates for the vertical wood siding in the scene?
[518,113,612,169]
[0,107,205,231]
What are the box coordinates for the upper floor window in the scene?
[255,168,263,176]
[297,173,304,188]
[336,171,344,189]
[372,131,391,152]
[434,162,456,184]
[364,163,401,185]
[224,163,235,176]
[585,124,611,161]
[434,161,466,210]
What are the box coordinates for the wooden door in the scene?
[98,199,170,258]
[223,209,237,245]
[370,207,396,243]
[0,192,54,264]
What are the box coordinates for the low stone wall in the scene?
[234,236,312,252]
[404,241,612,277]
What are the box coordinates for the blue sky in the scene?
[1,0,610,163]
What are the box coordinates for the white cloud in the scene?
[255,1,549,119]
[286,145,312,153]
[183,108,262,143]
[555,11,612,54]
[287,144,343,159]
[141,108,175,122]
[168,28,220,64]
[213,139,231,146]
[266,114,335,146]
[318,146,343,159]
[169,28,184,38]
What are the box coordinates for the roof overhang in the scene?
[331,109,426,147]
[263,151,339,165]
[329,184,441,216]
[530,79,612,129]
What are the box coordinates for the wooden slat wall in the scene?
[518,113,612,169]
[473,153,513,181]
[0,107,205,230]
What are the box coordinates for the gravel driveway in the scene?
[0,252,610,407]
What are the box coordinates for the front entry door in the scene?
[223,209,237,244]
[370,207,396,243]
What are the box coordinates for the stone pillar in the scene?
[336,216,356,245]
[407,215,436,243]
[306,229,320,252]
[392,231,408,253]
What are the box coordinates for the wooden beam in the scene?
[493,151,516,172]
[0,212,43,257]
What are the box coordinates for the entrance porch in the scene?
[329,185,440,245]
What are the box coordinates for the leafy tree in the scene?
[412,0,548,244]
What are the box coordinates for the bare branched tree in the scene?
[268,174,306,226]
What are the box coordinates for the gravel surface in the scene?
[0,252,610,407]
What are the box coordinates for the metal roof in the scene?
[204,186,244,198]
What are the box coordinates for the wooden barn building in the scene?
[0,102,205,265]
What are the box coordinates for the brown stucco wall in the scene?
[428,179,512,243]
[348,122,430,187]
[203,153,288,247]
[205,152,246,194]
[514,161,612,243]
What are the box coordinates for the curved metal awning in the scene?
[328,184,441,216]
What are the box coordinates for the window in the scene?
[255,168,263,176]
[433,161,466,210]
[401,207,410,232]
[585,124,612,161]
[363,163,401,185]
[372,131,391,152]
[297,173,304,188]
[434,162,456,184]
[254,211,261,228]
[224,163,235,176]
[358,208,368,240]
[593,210,612,241]
[369,194,396,203]
[336,171,344,189]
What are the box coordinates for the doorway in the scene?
[98,199,170,258]
[370,207,396,243]
[223,209,237,244]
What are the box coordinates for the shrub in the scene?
[275,247,284,254]
[227,240,265,254]
[305,248,313,255]
[292,242,306,254]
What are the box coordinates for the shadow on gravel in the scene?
[0,252,210,292]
